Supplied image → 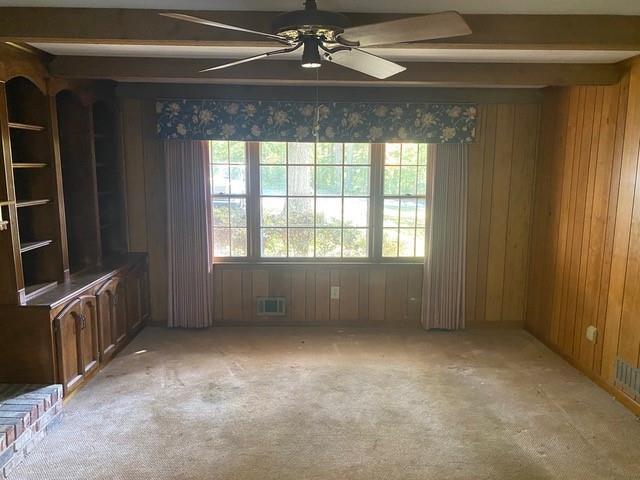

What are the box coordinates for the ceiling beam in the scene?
[48,56,623,87]
[0,8,640,50]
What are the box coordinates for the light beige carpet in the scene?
[9,326,640,480]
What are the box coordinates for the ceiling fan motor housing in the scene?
[271,9,351,41]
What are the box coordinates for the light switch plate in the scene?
[586,325,598,343]
[331,286,340,300]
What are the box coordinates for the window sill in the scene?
[212,259,424,266]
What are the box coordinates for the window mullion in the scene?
[247,142,261,260]
[370,143,384,261]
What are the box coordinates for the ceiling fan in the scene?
[159,0,472,79]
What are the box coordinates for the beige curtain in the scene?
[421,144,468,330]
[165,141,213,328]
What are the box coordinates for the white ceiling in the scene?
[29,43,640,64]
[2,0,640,15]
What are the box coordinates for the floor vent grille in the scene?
[256,297,286,316]
[615,358,640,399]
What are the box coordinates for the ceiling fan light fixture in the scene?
[301,37,322,69]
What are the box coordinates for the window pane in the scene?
[343,228,367,257]
[343,198,368,227]
[382,229,398,257]
[288,228,314,257]
[261,142,286,164]
[316,166,342,195]
[316,143,342,164]
[384,166,400,195]
[212,198,229,226]
[213,228,230,257]
[344,166,369,196]
[385,144,401,164]
[417,165,427,195]
[418,144,428,165]
[261,197,287,226]
[400,198,417,227]
[316,198,342,227]
[402,143,418,165]
[229,198,247,226]
[316,229,341,257]
[416,199,426,227]
[288,198,314,226]
[261,228,287,257]
[210,141,228,164]
[288,166,314,195]
[229,165,246,194]
[211,166,230,195]
[400,166,418,195]
[230,228,247,256]
[383,199,399,227]
[288,143,314,164]
[415,228,426,256]
[344,143,370,164]
[399,228,416,257]
[229,141,246,163]
[260,165,286,195]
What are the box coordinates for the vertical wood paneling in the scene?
[120,99,147,252]
[466,102,540,326]
[526,63,640,411]
[501,104,539,324]
[213,264,423,326]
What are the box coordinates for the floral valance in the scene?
[156,99,476,143]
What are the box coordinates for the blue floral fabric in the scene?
[156,99,476,143]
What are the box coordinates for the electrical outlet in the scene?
[586,325,598,343]
[331,286,340,300]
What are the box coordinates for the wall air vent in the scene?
[256,297,286,316]
[615,358,640,399]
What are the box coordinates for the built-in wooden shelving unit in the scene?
[0,75,66,302]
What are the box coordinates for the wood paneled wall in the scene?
[213,264,422,326]
[120,97,539,327]
[466,104,540,326]
[526,62,640,411]
[119,99,168,323]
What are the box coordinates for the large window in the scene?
[209,140,429,261]
[259,142,370,258]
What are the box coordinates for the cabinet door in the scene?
[126,268,143,334]
[115,279,127,345]
[54,299,84,394]
[79,295,99,377]
[96,278,118,362]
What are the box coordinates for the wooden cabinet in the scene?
[54,294,99,395]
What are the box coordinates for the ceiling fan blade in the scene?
[159,12,290,44]
[340,11,471,47]
[200,43,302,72]
[324,48,406,79]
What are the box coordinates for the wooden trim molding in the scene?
[1,9,640,51]
[49,56,624,87]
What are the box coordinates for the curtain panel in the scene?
[166,140,214,328]
[156,100,477,143]
[421,144,468,330]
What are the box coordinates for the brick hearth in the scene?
[0,385,63,478]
